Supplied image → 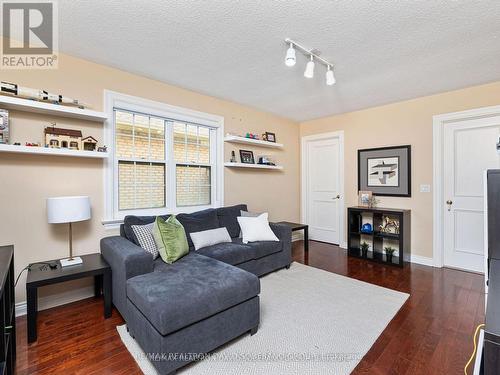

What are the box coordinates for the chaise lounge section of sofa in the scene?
[101,204,292,374]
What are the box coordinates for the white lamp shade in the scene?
[326,68,336,85]
[285,46,296,67]
[47,196,91,224]
[304,60,315,78]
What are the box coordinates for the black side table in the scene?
[276,221,309,252]
[26,253,111,343]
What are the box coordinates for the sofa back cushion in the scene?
[123,214,171,245]
[216,204,247,238]
[121,204,247,248]
[177,208,219,249]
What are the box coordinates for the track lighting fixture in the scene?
[304,55,315,78]
[284,38,336,86]
[285,43,296,67]
[326,65,336,85]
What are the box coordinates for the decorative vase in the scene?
[386,254,393,262]
[362,249,368,257]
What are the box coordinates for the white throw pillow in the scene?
[239,210,261,238]
[190,227,232,251]
[131,223,159,259]
[237,213,279,244]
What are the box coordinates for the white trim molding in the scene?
[410,254,435,267]
[433,104,500,268]
[301,131,345,247]
[102,90,224,227]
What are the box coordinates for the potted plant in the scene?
[360,241,369,257]
[384,246,396,262]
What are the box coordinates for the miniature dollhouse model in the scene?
[82,136,98,151]
[44,126,83,150]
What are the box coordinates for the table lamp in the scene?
[47,196,91,267]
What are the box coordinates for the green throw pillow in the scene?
[152,215,189,264]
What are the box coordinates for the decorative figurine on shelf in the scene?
[97,145,107,153]
[379,216,400,234]
[360,241,370,257]
[82,136,98,151]
[245,133,259,140]
[25,142,40,147]
[367,196,379,208]
[44,123,82,150]
[0,109,9,144]
[230,150,237,163]
[0,81,88,108]
[384,247,396,262]
[258,155,276,166]
[360,223,373,234]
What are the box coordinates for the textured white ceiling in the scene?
[57,0,500,122]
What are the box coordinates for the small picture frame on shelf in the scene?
[358,190,372,207]
[239,149,255,164]
[0,109,9,144]
[262,132,276,143]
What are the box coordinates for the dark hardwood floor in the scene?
[15,241,484,374]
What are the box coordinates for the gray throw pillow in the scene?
[190,227,232,251]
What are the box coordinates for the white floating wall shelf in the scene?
[0,95,108,122]
[0,144,108,158]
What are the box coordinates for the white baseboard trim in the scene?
[15,286,95,317]
[292,232,303,242]
[410,254,435,267]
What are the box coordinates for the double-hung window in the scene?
[104,92,223,223]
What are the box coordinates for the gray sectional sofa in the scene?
[100,204,292,374]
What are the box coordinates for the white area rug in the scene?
[117,262,409,374]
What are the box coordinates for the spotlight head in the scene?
[304,56,315,78]
[285,44,296,67]
[326,66,336,85]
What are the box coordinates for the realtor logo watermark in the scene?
[1,1,58,69]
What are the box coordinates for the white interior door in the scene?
[304,136,342,244]
[443,117,500,273]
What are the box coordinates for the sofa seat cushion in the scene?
[196,242,254,265]
[127,252,260,336]
[232,238,282,259]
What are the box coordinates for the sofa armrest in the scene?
[270,223,292,243]
[270,223,292,268]
[100,236,154,320]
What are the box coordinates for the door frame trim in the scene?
[301,131,345,248]
[433,105,500,268]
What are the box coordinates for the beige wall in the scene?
[0,53,300,305]
[300,81,500,260]
[4,49,499,308]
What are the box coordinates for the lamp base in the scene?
[60,256,83,267]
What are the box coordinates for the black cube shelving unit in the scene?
[348,206,411,267]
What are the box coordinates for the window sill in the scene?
[101,219,123,230]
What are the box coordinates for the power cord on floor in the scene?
[464,323,485,375]
[14,262,58,287]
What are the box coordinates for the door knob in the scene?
[446,200,453,211]
[332,195,341,200]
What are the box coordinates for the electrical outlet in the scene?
[420,184,431,193]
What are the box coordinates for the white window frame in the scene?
[102,91,224,228]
